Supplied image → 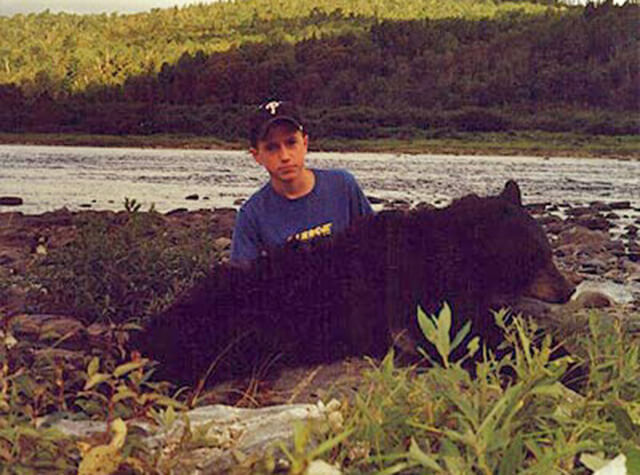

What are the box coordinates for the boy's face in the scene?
[250,122,309,185]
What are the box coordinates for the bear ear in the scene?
[500,180,522,206]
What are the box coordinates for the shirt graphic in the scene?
[287,222,333,242]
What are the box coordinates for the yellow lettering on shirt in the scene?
[288,222,333,243]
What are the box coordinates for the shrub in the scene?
[318,306,640,474]
[29,199,219,325]
[449,107,511,132]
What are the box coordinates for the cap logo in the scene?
[264,101,281,115]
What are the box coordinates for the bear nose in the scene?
[525,263,575,304]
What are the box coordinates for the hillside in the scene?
[0,0,559,93]
[0,0,638,144]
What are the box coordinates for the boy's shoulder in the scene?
[314,167,356,184]
[239,168,358,214]
[238,182,273,214]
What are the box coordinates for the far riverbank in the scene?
[0,131,638,159]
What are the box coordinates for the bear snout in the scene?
[524,262,575,304]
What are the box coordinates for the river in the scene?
[0,144,638,215]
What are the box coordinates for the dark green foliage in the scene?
[28,202,218,325]
[0,308,178,472]
[0,1,637,139]
[327,307,640,474]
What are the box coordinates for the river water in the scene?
[0,144,638,215]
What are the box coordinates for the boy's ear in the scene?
[250,147,261,164]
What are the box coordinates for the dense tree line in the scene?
[0,0,638,140]
[0,0,557,95]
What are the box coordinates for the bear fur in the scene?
[133,180,574,386]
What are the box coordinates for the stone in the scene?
[574,291,613,309]
[556,226,613,253]
[9,314,85,342]
[47,401,343,475]
[574,215,612,231]
[565,207,593,217]
[306,460,343,475]
[0,196,23,206]
[624,225,638,236]
[525,202,550,214]
[589,201,611,212]
[609,201,631,210]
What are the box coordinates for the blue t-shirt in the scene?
[230,168,373,263]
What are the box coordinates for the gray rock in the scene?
[574,291,613,309]
[525,202,550,214]
[589,201,611,212]
[47,401,343,475]
[574,215,612,231]
[624,225,638,236]
[609,201,631,210]
[10,314,85,343]
[565,207,593,217]
[0,196,23,206]
[580,258,609,275]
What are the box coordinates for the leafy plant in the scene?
[275,400,351,475]
[28,199,219,325]
[1,271,638,473]
[325,305,640,474]
[416,302,479,368]
[76,354,182,421]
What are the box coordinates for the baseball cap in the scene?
[249,100,305,146]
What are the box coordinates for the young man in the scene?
[230,100,373,264]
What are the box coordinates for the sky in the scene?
[0,0,218,16]
[0,0,627,16]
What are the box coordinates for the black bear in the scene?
[133,180,574,386]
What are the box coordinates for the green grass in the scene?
[0,132,239,151]
[313,131,640,159]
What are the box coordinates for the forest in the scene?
[0,0,638,142]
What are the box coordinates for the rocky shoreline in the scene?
[1,200,639,473]
[1,200,639,396]
[1,199,637,339]
[1,197,639,312]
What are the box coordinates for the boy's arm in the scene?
[345,171,374,217]
[230,208,260,264]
